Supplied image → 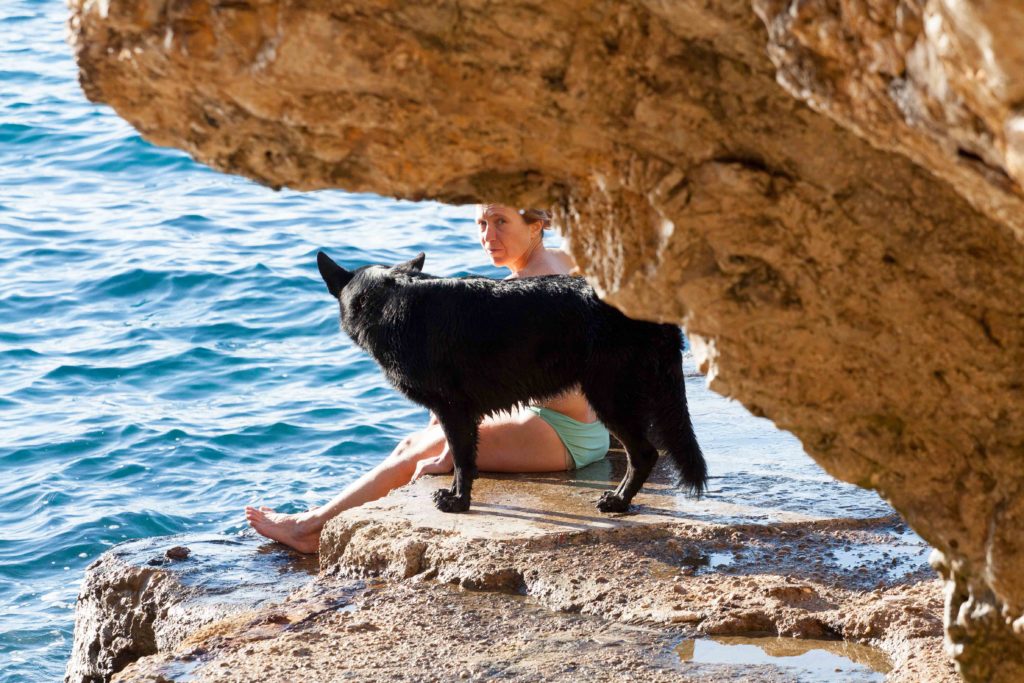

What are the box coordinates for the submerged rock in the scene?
[68,1,1024,679]
[164,546,190,562]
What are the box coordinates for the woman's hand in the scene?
[412,447,453,481]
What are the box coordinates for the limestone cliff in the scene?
[68,1,1024,680]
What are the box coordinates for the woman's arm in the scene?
[411,444,453,481]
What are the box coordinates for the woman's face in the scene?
[476,204,538,268]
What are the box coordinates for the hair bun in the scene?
[520,208,552,229]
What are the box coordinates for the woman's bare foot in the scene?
[245,505,321,554]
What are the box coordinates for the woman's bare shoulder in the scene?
[544,248,577,275]
[553,248,577,267]
[508,248,579,279]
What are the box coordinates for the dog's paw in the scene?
[596,491,630,513]
[432,488,470,513]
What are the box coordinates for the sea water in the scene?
[0,2,917,682]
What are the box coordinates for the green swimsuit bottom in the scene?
[527,405,610,470]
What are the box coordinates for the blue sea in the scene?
[0,2,914,682]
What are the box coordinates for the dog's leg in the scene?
[607,449,632,499]
[430,412,479,513]
[581,378,657,513]
[597,430,658,513]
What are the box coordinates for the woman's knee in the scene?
[388,426,445,464]
[394,433,418,456]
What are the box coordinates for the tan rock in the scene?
[68,1,1024,680]
[80,464,952,681]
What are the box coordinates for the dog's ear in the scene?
[317,251,353,298]
[392,252,426,274]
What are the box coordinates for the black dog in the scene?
[317,251,706,513]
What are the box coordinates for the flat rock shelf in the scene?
[67,453,953,682]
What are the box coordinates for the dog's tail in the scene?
[650,360,708,498]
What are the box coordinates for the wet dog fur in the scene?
[317,251,706,513]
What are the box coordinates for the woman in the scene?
[245,204,610,553]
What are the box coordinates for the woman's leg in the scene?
[246,407,570,552]
[474,407,571,472]
[412,407,570,479]
[246,423,447,552]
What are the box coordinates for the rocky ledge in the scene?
[68,455,954,682]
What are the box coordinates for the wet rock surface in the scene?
[76,456,954,682]
[68,1,1024,678]
[65,534,316,683]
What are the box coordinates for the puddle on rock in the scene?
[107,532,324,634]
[830,526,932,583]
[677,636,891,682]
[648,514,934,589]
[155,656,203,682]
[672,550,736,576]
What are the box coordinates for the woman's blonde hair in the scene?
[518,208,552,230]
